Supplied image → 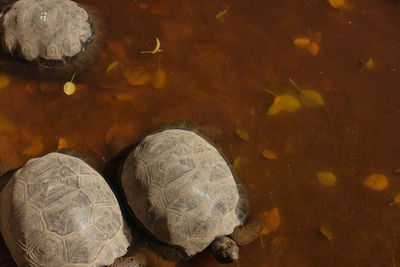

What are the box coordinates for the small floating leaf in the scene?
[261,207,280,235]
[319,226,333,240]
[361,58,374,71]
[236,128,250,142]
[300,89,325,108]
[267,94,301,115]
[267,96,285,115]
[63,82,76,95]
[294,38,311,47]
[57,138,68,150]
[307,42,319,55]
[233,156,242,170]
[317,172,337,187]
[328,0,346,9]
[216,8,228,19]
[106,61,121,73]
[363,174,388,190]
[25,81,39,94]
[141,37,162,54]
[0,74,10,89]
[391,193,400,206]
[152,69,167,88]
[262,149,277,160]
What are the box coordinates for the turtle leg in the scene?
[107,253,147,267]
[230,216,266,246]
[210,236,239,263]
[0,159,13,192]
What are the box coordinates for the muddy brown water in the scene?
[1,0,400,266]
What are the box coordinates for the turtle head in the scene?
[210,236,239,263]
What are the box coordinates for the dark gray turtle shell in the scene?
[0,152,131,266]
[120,129,248,258]
[0,0,104,77]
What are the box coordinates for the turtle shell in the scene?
[0,0,104,77]
[120,129,249,258]
[0,152,131,266]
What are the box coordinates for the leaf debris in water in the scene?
[216,8,229,19]
[141,37,162,54]
[261,207,280,235]
[293,38,311,47]
[236,128,250,142]
[328,0,346,9]
[152,69,167,88]
[106,61,121,73]
[319,226,333,240]
[266,92,301,115]
[57,138,68,150]
[363,174,388,190]
[289,78,324,108]
[63,73,76,95]
[116,93,135,101]
[233,156,242,171]
[390,193,400,206]
[262,149,277,160]
[317,172,337,187]
[0,74,10,89]
[125,69,151,86]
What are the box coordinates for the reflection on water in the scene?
[1,0,400,266]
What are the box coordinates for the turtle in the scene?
[116,122,265,264]
[0,152,146,267]
[0,0,104,78]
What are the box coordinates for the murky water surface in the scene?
[1,0,400,266]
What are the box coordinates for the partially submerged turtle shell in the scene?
[119,121,249,259]
[0,0,104,78]
[0,152,131,266]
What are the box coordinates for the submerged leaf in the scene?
[319,226,333,240]
[270,237,288,255]
[236,128,250,142]
[233,156,242,171]
[294,38,311,47]
[317,172,337,187]
[261,207,280,235]
[391,193,400,206]
[125,70,151,86]
[299,89,325,108]
[57,138,68,150]
[307,42,319,55]
[262,149,277,160]
[328,0,346,9]
[106,61,121,73]
[216,8,229,18]
[116,93,135,101]
[363,174,388,190]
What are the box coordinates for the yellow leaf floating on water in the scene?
[328,0,346,9]
[233,156,242,171]
[236,128,249,142]
[106,61,121,73]
[363,174,388,190]
[261,207,280,235]
[361,58,374,71]
[317,172,337,187]
[152,69,166,88]
[299,89,325,108]
[262,149,277,160]
[319,226,333,240]
[216,8,228,19]
[289,78,324,108]
[141,37,162,54]
[57,138,68,150]
[294,38,311,47]
[307,42,319,55]
[267,94,301,115]
[0,74,10,89]
[0,115,15,133]
[63,82,76,95]
[23,136,44,157]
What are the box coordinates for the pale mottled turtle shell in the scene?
[0,152,131,266]
[121,129,248,258]
[2,0,93,61]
